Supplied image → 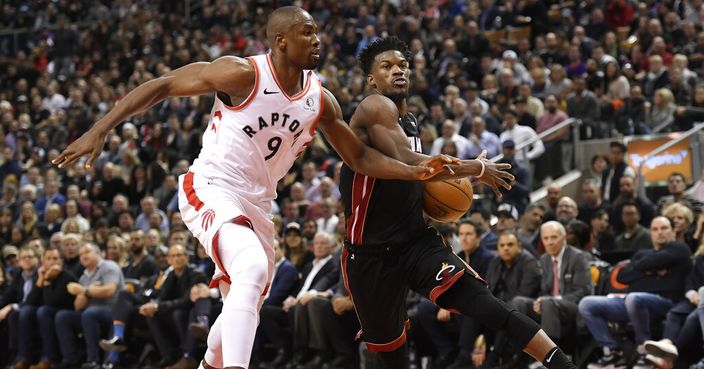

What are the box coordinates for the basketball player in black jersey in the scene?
[339,37,576,369]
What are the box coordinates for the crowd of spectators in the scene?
[2,1,704,369]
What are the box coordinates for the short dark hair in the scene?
[669,172,686,182]
[458,218,484,235]
[358,37,410,75]
[610,141,627,152]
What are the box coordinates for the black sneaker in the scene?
[586,347,627,369]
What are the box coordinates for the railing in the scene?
[490,118,582,165]
[637,122,704,198]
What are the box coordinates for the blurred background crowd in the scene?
[1,1,704,369]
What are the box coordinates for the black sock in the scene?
[543,347,576,369]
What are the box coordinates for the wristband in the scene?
[477,160,486,178]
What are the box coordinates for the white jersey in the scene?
[190,53,323,211]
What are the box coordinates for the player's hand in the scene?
[415,155,461,181]
[332,296,354,315]
[436,308,451,322]
[52,129,105,169]
[476,151,514,198]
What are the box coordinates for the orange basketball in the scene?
[423,177,474,222]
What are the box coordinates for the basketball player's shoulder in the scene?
[355,94,399,125]
[204,55,256,89]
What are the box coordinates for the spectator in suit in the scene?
[28,248,77,369]
[579,217,692,369]
[251,240,299,368]
[259,232,339,369]
[601,142,636,203]
[0,246,39,369]
[144,244,207,369]
[56,243,125,369]
[511,221,592,343]
[469,231,542,369]
[610,175,657,234]
[469,208,497,251]
[34,180,66,222]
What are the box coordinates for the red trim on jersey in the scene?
[308,80,324,136]
[347,174,376,244]
[222,57,259,111]
[365,320,411,352]
[266,54,312,102]
[183,171,204,211]
[208,215,255,288]
[429,270,464,304]
[341,248,365,347]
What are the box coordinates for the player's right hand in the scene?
[415,154,460,181]
[52,130,105,169]
[476,151,514,198]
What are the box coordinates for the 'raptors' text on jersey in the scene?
[190,54,323,209]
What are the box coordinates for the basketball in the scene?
[423,178,474,222]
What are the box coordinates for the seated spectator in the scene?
[517,204,545,249]
[511,221,591,348]
[34,180,66,222]
[643,251,704,369]
[315,198,339,235]
[123,229,158,285]
[143,244,207,369]
[556,197,579,226]
[645,88,676,132]
[29,248,77,369]
[567,76,601,139]
[135,196,169,235]
[466,116,501,159]
[656,172,704,215]
[259,232,339,369]
[495,140,530,213]
[610,175,657,234]
[579,217,692,369]
[0,246,40,369]
[57,243,125,369]
[610,201,653,262]
[468,208,497,251]
[498,109,545,164]
[601,142,636,203]
[63,199,90,233]
[590,210,615,255]
[578,179,611,225]
[479,231,541,369]
[662,202,698,250]
[282,222,312,271]
[431,120,470,159]
[544,184,563,222]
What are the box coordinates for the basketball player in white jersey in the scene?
[51,7,507,369]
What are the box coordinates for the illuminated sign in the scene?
[625,137,693,183]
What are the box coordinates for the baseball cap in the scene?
[496,203,519,220]
[285,222,302,235]
[2,245,18,259]
[502,139,516,149]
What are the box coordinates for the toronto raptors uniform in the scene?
[178,53,323,287]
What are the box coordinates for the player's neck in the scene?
[269,53,304,95]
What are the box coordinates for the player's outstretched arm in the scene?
[53,56,254,169]
[318,89,455,181]
[353,94,513,194]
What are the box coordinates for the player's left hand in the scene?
[416,155,461,181]
[475,151,514,198]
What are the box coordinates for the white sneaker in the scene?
[644,340,679,360]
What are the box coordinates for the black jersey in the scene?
[340,112,427,246]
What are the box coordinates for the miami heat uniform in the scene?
[178,53,323,289]
[339,113,483,352]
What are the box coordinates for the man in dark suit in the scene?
[259,232,340,369]
[252,240,299,368]
[0,246,39,369]
[511,221,592,342]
